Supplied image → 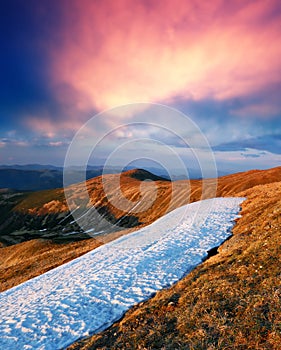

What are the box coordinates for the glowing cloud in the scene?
[48,0,281,111]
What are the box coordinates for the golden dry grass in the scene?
[14,167,281,226]
[68,180,281,350]
[0,238,102,292]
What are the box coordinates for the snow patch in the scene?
[0,197,244,349]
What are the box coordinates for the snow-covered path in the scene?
[0,198,244,350]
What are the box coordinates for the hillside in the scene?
[0,167,280,293]
[1,167,280,246]
[0,167,281,291]
[0,169,170,245]
[68,180,281,350]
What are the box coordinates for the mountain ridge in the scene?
[0,166,280,247]
[0,166,280,291]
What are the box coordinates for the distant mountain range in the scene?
[0,164,64,171]
[0,164,229,191]
[0,165,167,191]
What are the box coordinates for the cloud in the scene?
[230,103,281,119]
[24,114,86,139]
[0,138,29,147]
[213,135,281,154]
[215,148,281,173]
[0,138,68,165]
[1,0,280,169]
[49,141,67,147]
[47,0,281,111]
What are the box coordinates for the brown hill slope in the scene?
[68,180,281,350]
[72,166,281,226]
[0,167,280,294]
[0,239,101,292]
[10,166,281,230]
[7,167,280,221]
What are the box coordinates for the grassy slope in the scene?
[13,167,281,222]
[0,167,280,294]
[68,181,281,350]
[0,227,138,292]
[0,239,101,292]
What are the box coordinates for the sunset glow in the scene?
[0,0,280,170]
[49,0,281,110]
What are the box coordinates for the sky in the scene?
[0,0,281,174]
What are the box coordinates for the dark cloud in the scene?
[213,135,281,154]
[241,153,262,158]
[172,96,281,152]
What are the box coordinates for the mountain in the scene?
[0,165,170,191]
[0,169,170,246]
[0,164,63,171]
[121,168,170,181]
[0,167,280,246]
[0,169,63,191]
[0,166,280,348]
[0,166,280,287]
[1,163,231,191]
[0,167,104,191]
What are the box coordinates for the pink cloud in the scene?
[25,115,82,138]
[49,141,66,147]
[230,103,281,119]
[48,0,281,112]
